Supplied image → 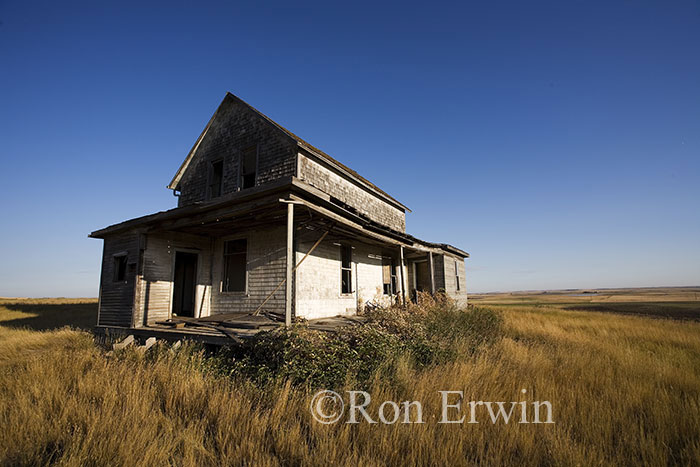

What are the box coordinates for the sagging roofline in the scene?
[90,176,468,258]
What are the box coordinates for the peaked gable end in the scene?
[169,94,298,207]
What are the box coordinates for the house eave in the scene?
[90,176,297,238]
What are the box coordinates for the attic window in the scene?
[207,160,224,199]
[113,254,127,282]
[240,146,257,190]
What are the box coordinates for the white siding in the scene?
[210,225,287,317]
[442,255,468,305]
[134,232,212,326]
[295,237,396,320]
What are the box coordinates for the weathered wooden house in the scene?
[90,93,468,341]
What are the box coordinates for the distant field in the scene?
[470,286,700,320]
[1,292,699,464]
[0,297,97,331]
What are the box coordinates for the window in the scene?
[223,239,247,292]
[239,146,257,189]
[113,254,127,282]
[341,245,352,294]
[455,260,461,291]
[382,258,398,295]
[207,159,224,199]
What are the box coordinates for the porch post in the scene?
[428,251,436,295]
[285,202,294,327]
[399,246,407,305]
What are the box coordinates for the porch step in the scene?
[113,335,135,351]
[136,337,158,354]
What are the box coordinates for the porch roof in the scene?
[89,176,469,258]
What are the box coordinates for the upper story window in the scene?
[340,245,353,294]
[240,145,257,189]
[223,239,247,293]
[207,159,224,199]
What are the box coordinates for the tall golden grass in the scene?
[1,300,699,465]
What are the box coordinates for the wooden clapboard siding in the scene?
[210,225,287,317]
[97,233,140,327]
[295,238,395,320]
[442,254,468,304]
[134,232,212,326]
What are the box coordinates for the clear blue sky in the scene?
[1,0,698,297]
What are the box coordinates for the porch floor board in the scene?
[96,314,367,347]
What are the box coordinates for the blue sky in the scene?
[1,0,698,296]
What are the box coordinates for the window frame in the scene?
[221,237,248,295]
[207,159,224,200]
[112,253,128,283]
[382,257,398,295]
[340,244,353,295]
[238,145,258,190]
[455,260,461,291]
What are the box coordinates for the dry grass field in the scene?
[1,291,699,465]
[470,286,700,320]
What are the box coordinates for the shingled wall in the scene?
[297,153,406,232]
[176,97,297,206]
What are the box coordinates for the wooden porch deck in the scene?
[95,312,367,347]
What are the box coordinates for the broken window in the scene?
[239,146,257,189]
[207,159,224,199]
[113,254,127,282]
[341,245,352,294]
[382,258,398,295]
[223,239,247,292]
[455,260,460,291]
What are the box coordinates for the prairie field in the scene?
[1,291,699,466]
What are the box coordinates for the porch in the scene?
[95,312,368,347]
[91,177,467,345]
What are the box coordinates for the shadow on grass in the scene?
[0,302,98,331]
[563,302,700,321]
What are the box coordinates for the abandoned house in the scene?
[90,92,468,343]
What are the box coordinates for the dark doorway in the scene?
[411,260,431,302]
[414,261,430,292]
[173,252,198,317]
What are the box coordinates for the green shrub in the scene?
[212,295,502,389]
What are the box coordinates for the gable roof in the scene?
[167,92,410,212]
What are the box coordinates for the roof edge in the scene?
[297,144,411,212]
[167,94,232,190]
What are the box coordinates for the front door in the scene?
[173,252,198,317]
